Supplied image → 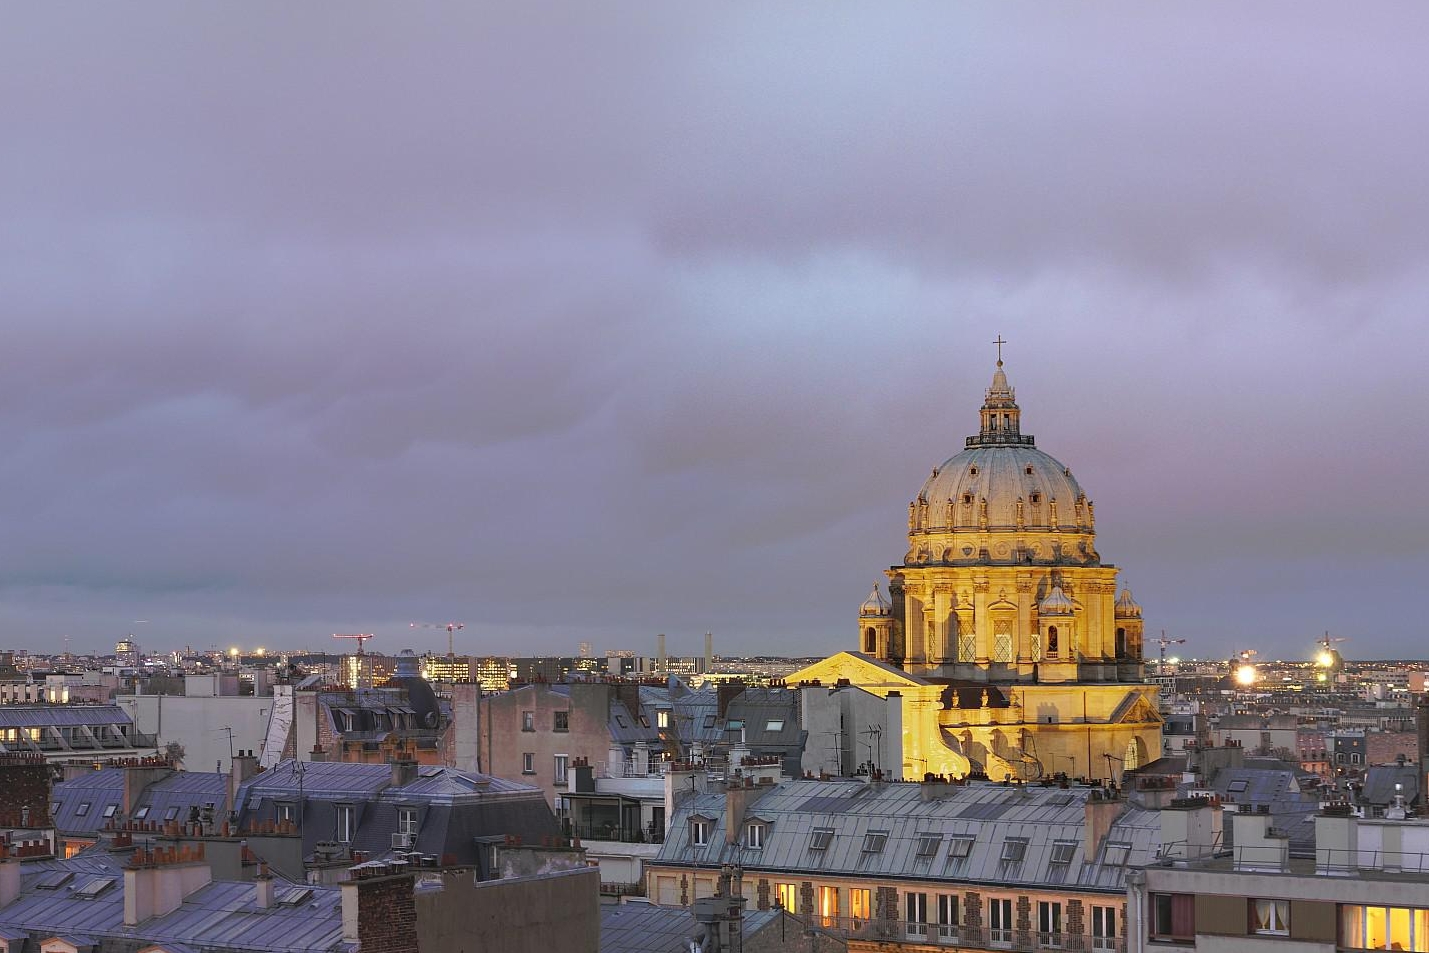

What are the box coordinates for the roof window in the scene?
[915,834,941,857]
[947,836,975,858]
[862,831,888,853]
[1104,841,1132,866]
[1001,837,1028,862]
[809,828,834,851]
[765,720,784,732]
[1050,840,1077,864]
[75,802,91,817]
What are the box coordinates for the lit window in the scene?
[657,711,670,729]
[774,882,798,912]
[862,831,888,853]
[1341,904,1429,950]
[851,888,872,927]
[691,818,710,847]
[1001,837,1028,862]
[1252,899,1290,936]
[819,885,839,927]
[809,828,834,851]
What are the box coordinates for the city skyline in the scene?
[3,6,1429,660]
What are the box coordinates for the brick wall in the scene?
[356,873,419,953]
[0,755,52,828]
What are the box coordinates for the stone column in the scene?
[973,578,991,664]
[932,585,952,664]
[1015,575,1034,663]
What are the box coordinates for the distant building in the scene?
[0,706,158,763]
[789,358,1161,781]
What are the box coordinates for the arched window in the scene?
[864,627,877,654]
[1047,626,1059,656]
[1125,737,1143,771]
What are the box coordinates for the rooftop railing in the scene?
[791,915,1123,952]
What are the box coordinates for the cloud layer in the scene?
[2,3,1428,661]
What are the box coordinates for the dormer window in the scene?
[1025,465,1034,475]
[691,817,711,847]
[745,821,768,849]
[809,828,834,851]
[1030,493,1041,504]
[962,493,973,505]
[862,831,888,853]
[969,466,979,477]
[1001,837,1028,862]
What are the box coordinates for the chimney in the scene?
[1159,796,1222,860]
[0,854,21,908]
[123,761,175,818]
[657,634,667,675]
[1315,806,1358,875]
[920,774,953,801]
[254,862,275,909]
[342,865,418,952]
[228,750,259,816]
[1233,811,1288,872]
[704,632,714,674]
[1083,788,1124,860]
[123,848,213,926]
[724,776,769,846]
[666,762,708,840]
[390,755,419,788]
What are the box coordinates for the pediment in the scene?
[786,652,929,690]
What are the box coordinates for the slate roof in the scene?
[657,779,1157,893]
[600,904,782,953]
[52,771,227,836]
[1360,763,1421,808]
[0,859,347,953]
[0,706,133,728]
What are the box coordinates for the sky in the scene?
[2,3,1428,662]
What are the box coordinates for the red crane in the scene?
[410,622,465,658]
[332,633,376,688]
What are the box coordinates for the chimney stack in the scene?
[657,634,667,676]
[704,632,714,674]
[0,854,21,908]
[228,750,260,817]
[390,755,419,788]
[254,862,274,909]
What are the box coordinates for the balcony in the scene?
[795,916,1123,952]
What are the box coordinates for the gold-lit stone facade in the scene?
[792,359,1160,781]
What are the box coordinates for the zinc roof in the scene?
[657,779,1156,893]
[0,706,133,728]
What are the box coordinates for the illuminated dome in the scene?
[905,361,1099,567]
[859,583,891,617]
[1114,588,1142,618]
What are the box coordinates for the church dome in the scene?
[1039,586,1075,616]
[859,583,891,617]
[1114,587,1142,618]
[907,360,1096,563]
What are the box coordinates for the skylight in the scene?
[1104,841,1132,866]
[947,836,975,859]
[765,720,784,732]
[75,877,117,899]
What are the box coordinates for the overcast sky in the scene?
[2,3,1427,662]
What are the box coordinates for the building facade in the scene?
[791,359,1161,780]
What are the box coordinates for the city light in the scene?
[228,647,239,657]
[254,647,265,656]
[1235,664,1258,686]
[1316,651,1334,667]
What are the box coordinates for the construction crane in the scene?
[1154,631,1185,678]
[410,622,465,658]
[332,633,376,689]
[1316,632,1348,669]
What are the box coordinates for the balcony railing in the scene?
[794,916,1123,952]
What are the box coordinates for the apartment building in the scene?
[1129,803,1429,952]
[651,775,1159,952]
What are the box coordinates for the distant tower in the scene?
[859,583,894,659]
